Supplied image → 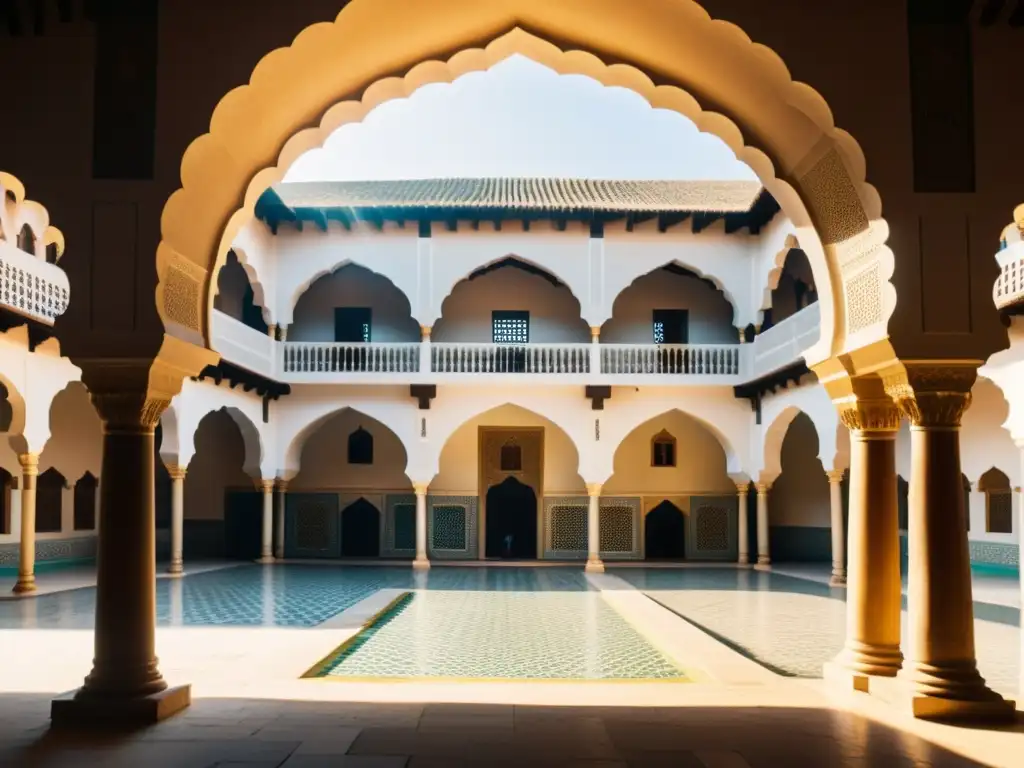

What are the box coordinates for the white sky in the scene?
[284,55,756,183]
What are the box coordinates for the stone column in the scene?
[824,391,903,689]
[12,453,39,594]
[887,365,1013,721]
[419,326,432,375]
[274,480,288,560]
[51,382,191,726]
[590,327,601,374]
[586,483,604,573]
[827,470,846,586]
[1019,441,1024,700]
[736,482,750,565]
[167,465,185,576]
[258,479,274,563]
[413,482,430,570]
[755,483,770,567]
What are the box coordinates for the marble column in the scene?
[755,483,770,567]
[419,326,432,375]
[827,470,846,586]
[258,479,274,563]
[736,482,750,565]
[167,466,185,576]
[586,483,604,573]
[12,453,39,594]
[413,482,430,570]
[825,395,903,689]
[589,327,601,374]
[274,480,288,560]
[51,388,190,725]
[888,366,1013,721]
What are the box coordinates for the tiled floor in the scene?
[612,567,1021,696]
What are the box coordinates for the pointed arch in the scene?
[73,471,99,531]
[36,467,67,533]
[213,250,269,332]
[188,406,264,480]
[158,14,903,367]
[282,405,411,479]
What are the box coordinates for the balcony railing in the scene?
[600,344,740,376]
[749,302,821,378]
[0,240,70,325]
[283,342,421,374]
[431,343,591,374]
[994,245,1024,310]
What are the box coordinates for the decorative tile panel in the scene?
[284,493,340,559]
[544,497,587,558]
[599,498,641,559]
[427,496,478,560]
[383,495,416,557]
[686,495,738,561]
[969,540,1019,568]
[0,535,97,567]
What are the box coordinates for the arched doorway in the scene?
[341,498,381,558]
[485,476,537,559]
[645,501,685,560]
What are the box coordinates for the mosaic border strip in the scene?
[0,535,97,566]
[968,540,1019,568]
[303,591,414,678]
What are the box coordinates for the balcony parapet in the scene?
[994,241,1024,311]
[0,239,70,325]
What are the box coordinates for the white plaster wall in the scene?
[600,269,735,344]
[603,409,734,496]
[768,412,831,527]
[290,265,421,343]
[433,404,585,495]
[433,266,589,343]
[290,408,411,492]
[183,409,253,521]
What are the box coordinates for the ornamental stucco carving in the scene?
[834,396,901,433]
[883,364,978,429]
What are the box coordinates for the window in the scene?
[347,427,374,465]
[36,469,66,533]
[492,311,529,344]
[978,467,1013,534]
[500,442,522,472]
[17,224,36,257]
[335,307,372,343]
[653,309,688,344]
[651,430,677,468]
[74,472,98,531]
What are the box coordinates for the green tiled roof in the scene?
[272,177,764,214]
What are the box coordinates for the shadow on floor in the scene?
[1,693,1021,767]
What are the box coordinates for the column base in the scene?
[753,560,771,572]
[12,578,36,595]
[51,684,191,728]
[256,556,275,564]
[274,550,284,560]
[412,558,431,571]
[584,558,605,574]
[901,662,1017,723]
[829,571,847,587]
[166,561,183,577]
[737,554,749,566]
[824,642,903,692]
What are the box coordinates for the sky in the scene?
[284,55,756,183]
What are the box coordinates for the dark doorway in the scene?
[224,490,262,560]
[341,498,380,557]
[645,500,686,560]
[485,476,537,559]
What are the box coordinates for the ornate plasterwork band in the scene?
[883,364,979,429]
[798,149,868,247]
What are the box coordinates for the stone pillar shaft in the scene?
[274,481,288,560]
[826,396,903,685]
[827,470,846,586]
[419,327,432,375]
[259,480,274,562]
[755,483,770,566]
[586,483,604,573]
[890,366,1013,721]
[736,483,749,565]
[590,327,601,375]
[168,467,185,576]
[13,453,39,594]
[413,483,429,570]
[83,421,165,697]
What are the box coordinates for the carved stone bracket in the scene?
[882,362,980,429]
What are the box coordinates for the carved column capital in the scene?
[18,453,39,475]
[260,479,275,493]
[420,326,432,341]
[735,482,750,494]
[835,396,901,433]
[826,469,845,484]
[755,482,769,494]
[166,465,187,481]
[413,482,429,496]
[883,362,980,429]
[276,479,290,493]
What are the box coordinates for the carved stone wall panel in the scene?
[427,495,478,560]
[798,149,869,246]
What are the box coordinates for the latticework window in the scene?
[492,310,529,344]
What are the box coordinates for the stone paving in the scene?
[1,694,1021,768]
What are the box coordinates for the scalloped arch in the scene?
[606,259,741,327]
[159,0,897,368]
[0,171,66,259]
